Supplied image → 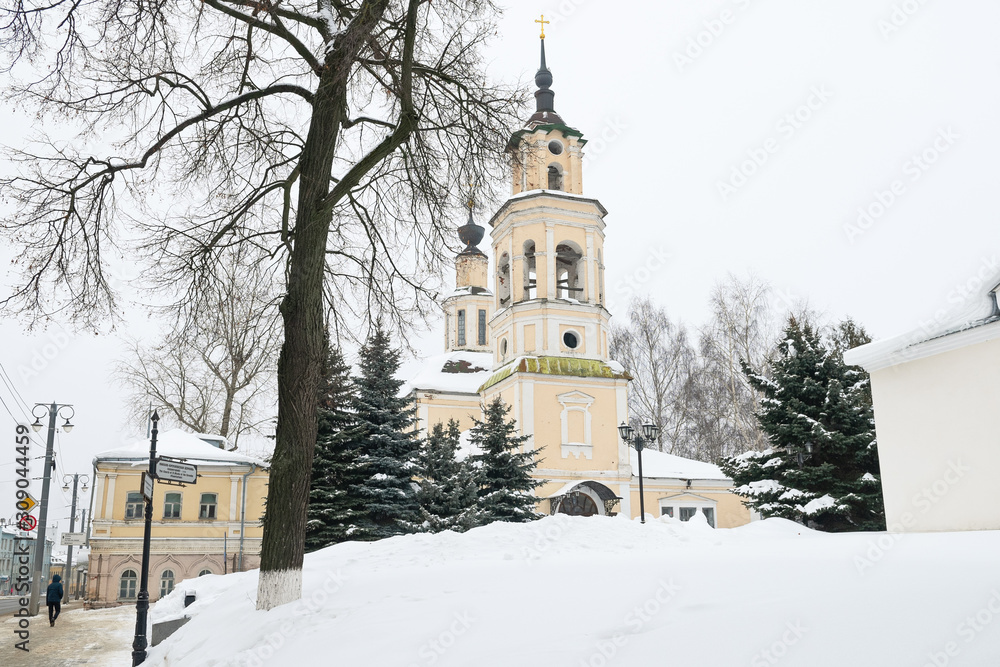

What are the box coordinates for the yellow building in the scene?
[86,429,267,605]
[405,36,749,529]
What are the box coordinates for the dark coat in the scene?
[46,576,63,604]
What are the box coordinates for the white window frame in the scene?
[659,493,718,528]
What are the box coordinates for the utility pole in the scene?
[61,473,90,598]
[28,402,74,616]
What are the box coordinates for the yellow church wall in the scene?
[418,394,484,433]
[628,484,751,529]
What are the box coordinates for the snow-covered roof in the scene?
[95,429,266,467]
[844,271,1000,371]
[631,449,730,481]
[400,351,494,396]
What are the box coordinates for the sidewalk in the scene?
[0,600,138,666]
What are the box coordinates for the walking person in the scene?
[46,574,63,627]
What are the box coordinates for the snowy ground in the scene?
[146,516,1000,666]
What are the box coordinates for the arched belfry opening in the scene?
[522,240,538,301]
[555,241,584,300]
[547,163,563,191]
[497,252,511,307]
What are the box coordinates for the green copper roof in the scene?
[478,356,630,392]
[508,124,588,149]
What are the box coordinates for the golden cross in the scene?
[535,14,549,39]
[467,181,477,210]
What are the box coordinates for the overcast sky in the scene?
[3,0,1000,554]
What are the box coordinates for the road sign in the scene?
[154,458,198,484]
[142,471,154,500]
[16,494,37,513]
[17,514,36,531]
[61,532,86,546]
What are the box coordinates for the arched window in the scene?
[198,569,213,577]
[125,492,143,519]
[163,492,181,519]
[199,493,218,519]
[555,241,584,300]
[119,569,137,599]
[547,163,563,191]
[497,252,511,307]
[160,569,175,598]
[522,240,537,301]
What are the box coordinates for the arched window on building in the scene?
[160,569,175,598]
[547,163,563,191]
[555,241,584,300]
[497,252,511,307]
[198,569,213,577]
[522,240,537,301]
[119,569,137,600]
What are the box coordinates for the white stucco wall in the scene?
[868,332,1000,532]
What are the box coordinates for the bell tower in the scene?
[487,32,610,367]
[480,28,631,517]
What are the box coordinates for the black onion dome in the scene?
[528,37,563,126]
[458,206,485,256]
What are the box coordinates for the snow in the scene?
[736,479,784,496]
[400,350,494,396]
[94,429,266,467]
[632,449,730,481]
[800,494,836,515]
[144,516,1000,666]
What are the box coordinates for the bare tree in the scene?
[117,248,281,446]
[689,272,779,458]
[610,297,696,456]
[1,0,523,608]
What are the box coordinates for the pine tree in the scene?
[350,327,421,539]
[305,345,366,551]
[720,317,885,532]
[416,420,480,532]
[469,398,543,524]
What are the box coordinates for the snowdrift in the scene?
[145,516,1000,666]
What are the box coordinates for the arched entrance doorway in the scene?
[550,481,621,517]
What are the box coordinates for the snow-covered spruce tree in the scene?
[350,327,421,539]
[719,317,885,532]
[416,419,480,532]
[305,345,367,551]
[469,398,543,524]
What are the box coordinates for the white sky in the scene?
[3,0,1000,554]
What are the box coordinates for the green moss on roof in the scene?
[478,356,630,392]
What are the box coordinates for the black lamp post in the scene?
[618,420,660,524]
[787,441,815,468]
[132,411,159,666]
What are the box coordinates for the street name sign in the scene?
[154,458,198,484]
[61,532,86,546]
[142,472,154,500]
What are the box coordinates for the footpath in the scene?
[0,599,138,666]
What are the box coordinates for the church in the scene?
[403,29,749,529]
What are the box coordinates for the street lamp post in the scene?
[28,402,74,616]
[618,420,660,524]
[132,411,159,666]
[61,473,90,598]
